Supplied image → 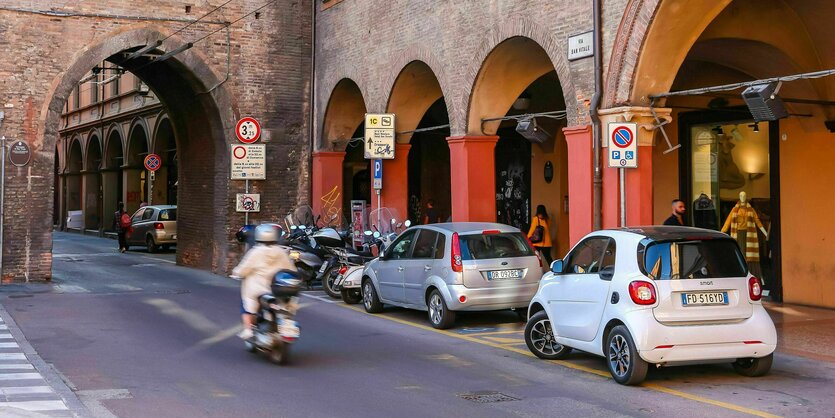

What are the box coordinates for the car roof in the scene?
[613,226,730,241]
[144,205,176,210]
[419,222,521,234]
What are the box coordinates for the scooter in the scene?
[244,270,301,365]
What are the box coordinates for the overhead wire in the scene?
[160,0,236,43]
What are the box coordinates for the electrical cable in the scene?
[0,5,226,25]
[650,68,835,99]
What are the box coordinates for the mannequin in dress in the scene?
[722,191,768,276]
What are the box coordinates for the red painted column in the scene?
[371,144,410,220]
[311,151,346,221]
[562,126,594,246]
[447,136,498,222]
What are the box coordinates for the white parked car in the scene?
[524,226,777,385]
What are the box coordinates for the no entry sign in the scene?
[230,144,266,180]
[144,153,162,172]
[607,122,638,168]
[236,117,261,143]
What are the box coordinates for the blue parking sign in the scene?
[612,151,621,159]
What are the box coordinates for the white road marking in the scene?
[301,293,339,304]
[0,373,43,380]
[0,386,53,395]
[0,353,26,360]
[0,342,19,348]
[0,334,12,339]
[0,325,8,330]
[54,253,119,259]
[0,364,35,370]
[0,400,68,411]
[143,256,176,264]
[54,285,91,293]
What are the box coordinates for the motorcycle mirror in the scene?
[373,231,381,238]
[404,220,412,227]
[364,231,372,236]
[290,225,297,230]
[299,225,307,230]
[391,218,396,225]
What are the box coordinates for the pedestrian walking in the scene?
[663,199,687,226]
[113,202,129,253]
[527,204,553,266]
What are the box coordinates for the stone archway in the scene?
[313,78,368,222]
[33,27,237,277]
[103,128,125,232]
[83,134,103,230]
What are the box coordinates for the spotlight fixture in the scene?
[516,118,552,144]
[748,122,760,133]
[742,82,788,122]
[712,126,724,136]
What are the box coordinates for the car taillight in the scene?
[154,222,164,230]
[748,276,762,301]
[451,232,463,273]
[628,281,657,305]
[482,230,500,235]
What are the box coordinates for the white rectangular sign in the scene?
[231,144,266,180]
[364,113,395,160]
[236,193,261,212]
[607,122,638,168]
[568,31,593,61]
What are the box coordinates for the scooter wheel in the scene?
[270,342,289,365]
[341,289,361,304]
[244,340,256,353]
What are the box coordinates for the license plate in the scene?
[318,263,329,274]
[279,320,300,339]
[487,269,523,280]
[681,292,728,306]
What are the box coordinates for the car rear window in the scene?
[159,209,177,221]
[459,232,534,260]
[639,239,747,280]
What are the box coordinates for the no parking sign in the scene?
[607,122,638,168]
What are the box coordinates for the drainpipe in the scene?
[589,0,603,230]
[307,0,316,206]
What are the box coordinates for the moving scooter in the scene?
[244,270,302,365]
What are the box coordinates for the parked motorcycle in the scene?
[244,270,301,365]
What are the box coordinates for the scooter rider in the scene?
[232,224,296,340]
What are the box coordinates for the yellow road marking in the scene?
[338,304,779,418]
[482,336,526,344]
[462,329,524,337]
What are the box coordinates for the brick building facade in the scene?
[0,1,312,280]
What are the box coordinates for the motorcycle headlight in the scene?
[289,251,300,260]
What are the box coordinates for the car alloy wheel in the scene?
[426,289,455,329]
[524,311,571,360]
[608,334,630,379]
[361,280,383,313]
[429,294,443,325]
[363,282,373,310]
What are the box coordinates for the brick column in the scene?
[562,126,594,246]
[446,136,498,222]
[311,151,346,223]
[81,171,101,231]
[101,170,120,232]
[598,106,672,227]
[373,144,410,220]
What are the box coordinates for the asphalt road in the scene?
[0,232,833,417]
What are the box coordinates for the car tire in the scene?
[322,265,341,299]
[427,289,455,329]
[524,311,572,360]
[146,236,158,253]
[362,279,384,313]
[341,289,361,305]
[732,353,773,377]
[606,325,648,385]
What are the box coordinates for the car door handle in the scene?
[424,265,432,271]
[398,267,405,272]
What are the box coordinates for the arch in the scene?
[152,113,178,205]
[465,18,578,131]
[381,46,457,134]
[84,132,103,172]
[103,122,125,162]
[39,26,237,273]
[104,128,124,170]
[386,60,448,144]
[320,78,368,151]
[467,36,569,135]
[126,117,151,166]
[67,136,84,174]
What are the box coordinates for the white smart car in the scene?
[524,226,777,385]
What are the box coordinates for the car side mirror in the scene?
[599,265,615,281]
[550,260,564,274]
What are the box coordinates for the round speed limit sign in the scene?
[236,117,261,143]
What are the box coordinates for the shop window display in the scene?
[689,121,773,283]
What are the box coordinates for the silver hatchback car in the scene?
[361,222,543,329]
[125,205,177,253]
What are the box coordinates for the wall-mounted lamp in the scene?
[748,122,760,133]
[712,126,724,136]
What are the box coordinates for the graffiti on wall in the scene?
[496,161,529,231]
[320,186,342,227]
